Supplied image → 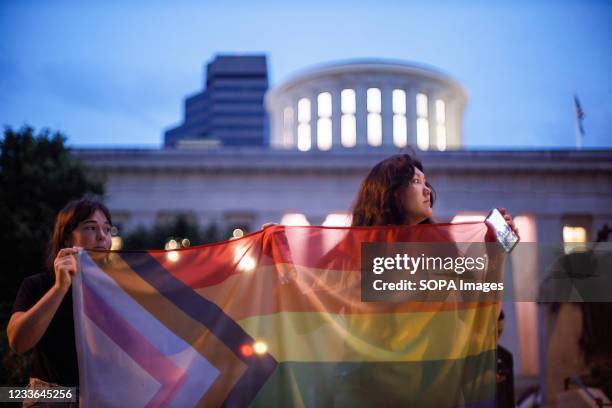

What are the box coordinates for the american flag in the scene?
[574,94,585,136]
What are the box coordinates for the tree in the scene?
[122,214,222,250]
[0,126,105,385]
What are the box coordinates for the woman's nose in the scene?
[97,227,108,240]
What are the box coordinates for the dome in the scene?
[265,59,467,152]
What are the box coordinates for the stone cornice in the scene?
[266,59,468,104]
[73,148,612,175]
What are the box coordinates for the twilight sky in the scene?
[1,0,611,149]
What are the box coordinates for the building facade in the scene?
[74,55,612,398]
[75,147,612,243]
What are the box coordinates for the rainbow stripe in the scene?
[73,222,498,407]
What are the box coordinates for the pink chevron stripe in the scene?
[82,281,188,408]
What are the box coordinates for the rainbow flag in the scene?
[73,223,498,407]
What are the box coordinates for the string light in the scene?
[253,341,268,355]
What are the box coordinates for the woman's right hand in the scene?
[53,248,79,291]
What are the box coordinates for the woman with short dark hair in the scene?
[7,197,113,401]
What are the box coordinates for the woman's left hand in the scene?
[499,208,520,239]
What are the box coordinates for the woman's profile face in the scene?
[70,209,113,250]
[402,167,433,225]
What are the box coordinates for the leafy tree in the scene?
[122,214,222,250]
[0,125,105,385]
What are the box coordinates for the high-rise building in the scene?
[164,55,268,148]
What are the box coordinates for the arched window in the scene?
[341,89,356,147]
[416,93,429,150]
[317,92,332,151]
[392,89,407,148]
[297,98,311,151]
[367,88,382,146]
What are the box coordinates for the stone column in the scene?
[331,87,342,150]
[447,97,464,149]
[292,96,299,151]
[280,98,293,149]
[381,84,394,147]
[406,86,417,149]
[427,90,437,151]
[444,97,455,150]
[311,90,319,151]
[355,84,368,147]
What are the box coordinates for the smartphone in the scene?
[485,208,519,253]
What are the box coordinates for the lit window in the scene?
[280,213,310,226]
[317,92,332,151]
[416,93,428,117]
[318,92,332,117]
[317,118,332,151]
[322,213,352,227]
[341,89,356,114]
[297,124,311,151]
[297,98,311,152]
[393,89,406,114]
[436,99,446,151]
[367,88,382,146]
[416,93,429,150]
[451,213,486,223]
[283,107,294,148]
[367,88,381,112]
[298,98,311,122]
[563,226,587,254]
[392,89,407,147]
[111,236,123,250]
[341,89,356,147]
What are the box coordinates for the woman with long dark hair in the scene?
[351,153,519,233]
[7,197,113,402]
[336,153,519,406]
[351,153,436,227]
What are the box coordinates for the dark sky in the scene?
[1,0,611,149]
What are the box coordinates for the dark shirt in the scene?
[11,273,79,386]
[496,345,515,408]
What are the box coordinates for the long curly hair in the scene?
[351,154,435,226]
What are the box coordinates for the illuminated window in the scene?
[563,226,587,254]
[435,99,446,151]
[111,236,123,250]
[451,213,486,223]
[322,213,352,227]
[283,107,294,148]
[297,98,311,151]
[416,93,429,150]
[341,89,356,147]
[317,92,332,151]
[392,89,407,147]
[280,213,310,226]
[367,88,382,146]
